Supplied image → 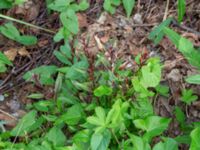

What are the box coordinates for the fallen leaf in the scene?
[94,35,105,51]
[4,48,18,61]
[18,47,30,57]
[77,13,88,28]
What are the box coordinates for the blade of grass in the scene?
[0,14,56,34]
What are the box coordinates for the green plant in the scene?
[103,0,135,17]
[48,0,89,42]
[0,23,37,46]
[0,0,26,9]
[0,52,12,73]
[181,89,198,105]
[149,18,200,84]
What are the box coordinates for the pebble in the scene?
[133,13,143,24]
[167,69,182,82]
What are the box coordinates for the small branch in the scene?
[0,14,56,34]
[0,109,17,120]
[163,0,170,21]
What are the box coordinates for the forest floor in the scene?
[0,0,200,149]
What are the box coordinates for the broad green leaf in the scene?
[94,85,112,97]
[190,127,200,150]
[186,74,200,84]
[45,126,66,146]
[178,0,186,23]
[140,58,161,88]
[11,110,37,136]
[91,129,111,150]
[95,107,106,123]
[56,104,83,125]
[153,138,178,150]
[133,116,171,142]
[122,0,135,17]
[129,134,151,150]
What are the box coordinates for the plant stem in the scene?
[0,14,56,34]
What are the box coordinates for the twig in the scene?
[0,14,56,34]
[172,19,200,37]
[163,0,170,21]
[0,109,17,120]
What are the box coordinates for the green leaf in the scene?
[129,134,151,150]
[103,0,117,14]
[91,129,111,150]
[0,23,37,46]
[122,0,135,17]
[94,85,112,97]
[56,104,83,125]
[190,127,200,150]
[73,130,90,149]
[148,18,172,45]
[174,106,185,125]
[14,0,27,5]
[133,116,171,142]
[27,93,44,99]
[23,65,58,85]
[181,89,198,105]
[153,138,178,150]
[60,9,79,34]
[0,52,12,66]
[140,58,161,88]
[45,126,66,146]
[0,1,12,9]
[155,84,169,97]
[48,0,73,12]
[186,74,200,84]
[178,0,186,23]
[11,110,37,136]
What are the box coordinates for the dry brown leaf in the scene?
[94,35,105,51]
[18,47,30,57]
[77,13,88,28]
[38,40,49,47]
[4,48,18,61]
